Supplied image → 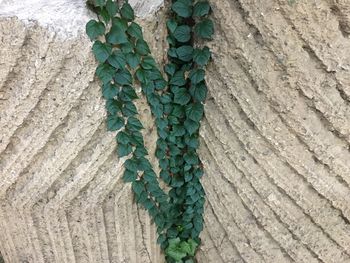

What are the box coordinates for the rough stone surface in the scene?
[1,0,350,262]
[0,0,164,37]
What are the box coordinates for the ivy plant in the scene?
[86,0,213,262]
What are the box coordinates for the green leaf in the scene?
[189,68,205,84]
[120,86,138,101]
[107,115,124,131]
[165,63,177,76]
[143,170,158,184]
[132,181,144,195]
[179,241,191,254]
[118,143,133,157]
[173,125,186,136]
[184,164,192,172]
[171,0,192,18]
[147,92,160,106]
[165,133,176,143]
[143,199,155,210]
[166,36,176,46]
[166,238,187,262]
[122,101,138,116]
[156,119,168,130]
[168,116,180,125]
[184,152,199,165]
[134,146,148,157]
[169,70,186,86]
[160,170,171,183]
[142,56,157,69]
[101,12,113,25]
[185,172,193,182]
[166,19,178,33]
[125,158,138,172]
[135,39,151,55]
[157,233,167,245]
[135,68,147,83]
[155,79,167,90]
[193,46,211,66]
[189,82,207,102]
[145,68,162,80]
[171,105,185,118]
[120,2,135,21]
[137,191,149,205]
[106,0,118,17]
[99,8,111,24]
[173,25,191,43]
[143,86,156,101]
[96,63,115,84]
[154,214,165,230]
[123,169,137,182]
[160,94,172,104]
[86,20,105,40]
[138,157,152,171]
[184,119,199,135]
[126,52,141,69]
[157,138,167,150]
[127,22,143,39]
[108,50,126,69]
[186,187,196,196]
[176,45,194,62]
[194,19,214,39]
[115,69,132,85]
[185,136,199,148]
[106,24,128,44]
[139,160,153,174]
[127,117,144,131]
[187,239,199,256]
[193,1,211,17]
[112,17,128,31]
[193,216,203,232]
[120,41,134,53]
[92,41,112,63]
[148,206,159,218]
[116,131,130,144]
[159,158,169,170]
[174,88,191,105]
[193,168,204,178]
[102,82,119,99]
[168,47,178,58]
[106,99,122,115]
[186,102,204,122]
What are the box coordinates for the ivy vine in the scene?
[86,0,213,262]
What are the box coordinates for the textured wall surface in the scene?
[1,0,350,262]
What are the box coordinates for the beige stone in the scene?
[1,0,350,262]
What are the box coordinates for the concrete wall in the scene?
[1,0,350,262]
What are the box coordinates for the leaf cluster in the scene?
[86,0,213,262]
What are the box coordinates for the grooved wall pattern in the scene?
[1,0,350,262]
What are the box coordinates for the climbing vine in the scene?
[86,0,213,261]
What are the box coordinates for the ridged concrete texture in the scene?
[1,0,350,262]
